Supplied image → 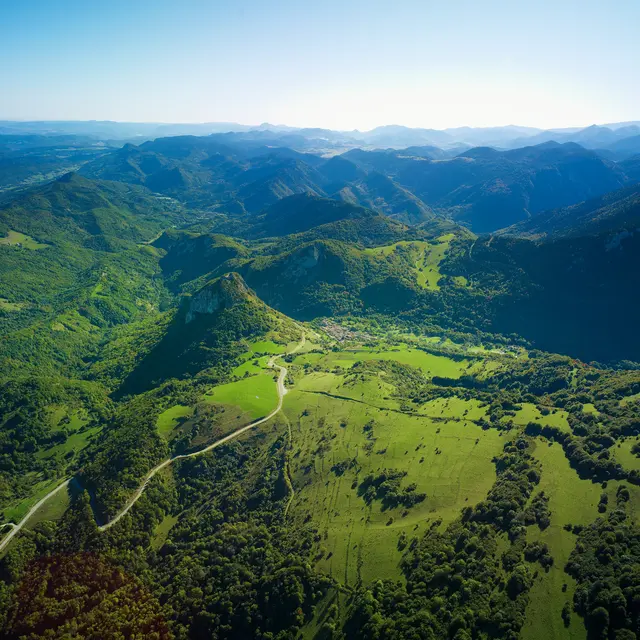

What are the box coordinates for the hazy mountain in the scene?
[598,134,640,161]
[345,141,630,232]
[500,183,640,239]
[248,193,379,237]
[621,154,640,181]
[506,124,640,150]
[351,124,454,148]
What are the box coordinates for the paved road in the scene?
[99,335,305,530]
[0,479,70,553]
[0,335,305,547]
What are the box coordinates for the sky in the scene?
[1,0,639,131]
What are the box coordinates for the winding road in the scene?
[0,479,71,553]
[0,335,305,546]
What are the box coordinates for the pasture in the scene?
[522,441,604,640]
[0,230,48,250]
[203,371,278,420]
[283,378,505,584]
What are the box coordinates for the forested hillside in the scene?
[1,128,640,640]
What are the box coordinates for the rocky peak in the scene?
[185,272,252,323]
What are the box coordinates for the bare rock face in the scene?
[287,243,321,277]
[186,272,251,323]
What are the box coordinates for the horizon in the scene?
[1,117,639,135]
[2,0,639,130]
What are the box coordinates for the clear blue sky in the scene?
[1,0,638,130]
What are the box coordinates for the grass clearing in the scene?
[418,396,488,421]
[613,438,640,473]
[283,388,505,585]
[232,353,271,377]
[522,441,603,640]
[581,403,599,416]
[416,236,451,290]
[362,237,460,291]
[0,230,48,250]
[249,340,287,354]
[157,405,194,438]
[35,425,101,461]
[295,345,480,380]
[507,402,571,432]
[151,514,179,550]
[25,482,73,529]
[203,372,278,420]
[2,477,67,523]
[620,392,640,407]
[296,371,403,412]
[0,297,26,311]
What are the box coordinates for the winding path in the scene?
[0,480,71,553]
[99,334,304,530]
[0,336,305,546]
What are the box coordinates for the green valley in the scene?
[1,128,640,640]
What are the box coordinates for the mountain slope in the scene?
[446,227,640,361]
[248,193,379,237]
[345,142,630,232]
[117,272,298,395]
[502,184,640,239]
[332,171,435,225]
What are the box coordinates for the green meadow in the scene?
[2,477,67,523]
[506,402,571,432]
[156,404,194,438]
[613,437,640,473]
[204,371,279,420]
[293,344,497,380]
[522,441,604,640]
[0,230,48,250]
[0,297,26,311]
[283,373,506,584]
[361,235,461,292]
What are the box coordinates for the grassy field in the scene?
[156,405,194,438]
[36,424,101,462]
[203,371,279,420]
[362,236,459,292]
[362,240,423,258]
[506,402,571,432]
[619,392,640,407]
[24,481,74,529]
[418,396,488,421]
[249,339,288,354]
[521,441,604,640]
[613,437,640,473]
[231,337,302,376]
[34,408,99,463]
[0,230,48,250]
[232,353,271,377]
[151,514,179,550]
[0,297,26,311]
[283,373,506,585]
[293,344,494,380]
[2,477,68,523]
[415,235,453,290]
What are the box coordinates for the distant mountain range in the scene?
[75,134,639,232]
[3,119,640,154]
